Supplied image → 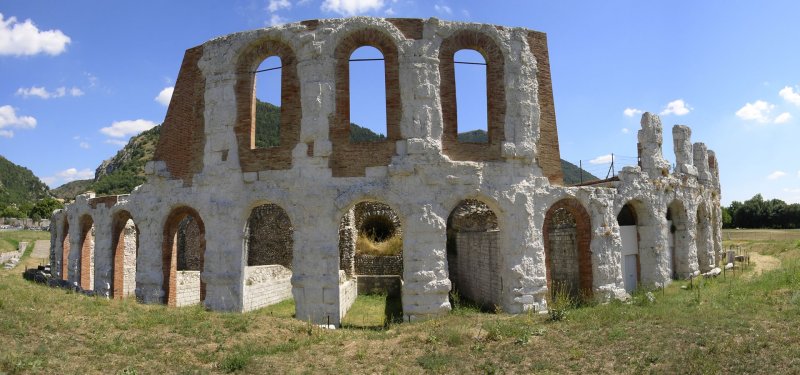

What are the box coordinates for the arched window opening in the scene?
[111,211,138,299]
[454,49,488,143]
[338,201,403,327]
[162,207,206,307]
[349,46,388,142]
[242,203,295,313]
[543,199,592,302]
[78,215,95,291]
[254,56,282,149]
[617,203,639,293]
[61,219,70,281]
[446,199,500,311]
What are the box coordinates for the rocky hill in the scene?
[0,155,51,209]
[52,100,597,199]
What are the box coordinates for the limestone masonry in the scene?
[50,17,722,325]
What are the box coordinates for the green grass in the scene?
[1,230,800,373]
[341,293,403,328]
[0,230,49,253]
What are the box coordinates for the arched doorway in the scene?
[617,203,639,293]
[111,211,138,299]
[667,200,690,279]
[78,214,95,290]
[61,218,70,281]
[162,207,206,307]
[543,198,592,300]
[446,199,500,310]
[242,203,294,312]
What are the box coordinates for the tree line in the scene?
[723,194,800,229]
[0,198,64,223]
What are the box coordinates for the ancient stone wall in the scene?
[175,271,201,307]
[49,18,723,327]
[243,265,292,312]
[354,254,402,275]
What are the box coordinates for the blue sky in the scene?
[1,1,799,205]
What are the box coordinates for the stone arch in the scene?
[234,37,301,172]
[617,201,642,292]
[338,199,404,322]
[111,210,138,299]
[695,201,713,272]
[162,206,206,307]
[330,27,401,177]
[446,198,501,309]
[78,214,95,290]
[60,217,70,281]
[241,202,295,311]
[666,200,692,279]
[543,198,592,299]
[439,29,506,161]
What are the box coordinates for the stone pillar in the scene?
[672,125,697,176]
[708,150,721,193]
[292,212,341,325]
[637,113,671,179]
[693,143,711,185]
[202,201,244,312]
[92,215,114,298]
[402,204,451,320]
[135,218,166,304]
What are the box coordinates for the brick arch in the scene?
[543,198,593,298]
[61,218,70,281]
[330,28,401,177]
[111,210,138,299]
[162,206,206,307]
[439,29,506,161]
[78,214,94,290]
[234,37,301,172]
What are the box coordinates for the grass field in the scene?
[1,229,799,373]
[0,230,49,254]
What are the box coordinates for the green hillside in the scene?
[52,101,598,199]
[0,155,51,209]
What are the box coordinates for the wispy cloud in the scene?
[767,170,787,180]
[621,128,629,134]
[736,100,774,123]
[623,108,643,117]
[268,14,287,26]
[79,141,89,149]
[154,86,174,106]
[268,0,292,12]
[104,139,127,146]
[42,167,94,187]
[100,119,156,138]
[589,154,612,165]
[321,0,385,16]
[0,13,71,56]
[0,105,36,138]
[434,4,452,15]
[660,99,692,116]
[779,86,800,106]
[15,86,84,99]
[774,112,792,124]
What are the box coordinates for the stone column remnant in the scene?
[693,143,711,185]
[672,125,697,176]
[637,113,671,179]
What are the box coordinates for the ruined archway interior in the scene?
[447,199,500,311]
[111,213,138,299]
[78,215,95,290]
[163,209,206,307]
[61,219,70,281]
[666,201,690,279]
[617,203,639,293]
[338,201,403,324]
[242,203,295,312]
[544,203,592,301]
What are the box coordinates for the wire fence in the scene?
[571,154,639,183]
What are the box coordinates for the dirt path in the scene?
[30,240,50,259]
[744,252,781,280]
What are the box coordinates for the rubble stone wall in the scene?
[242,265,293,312]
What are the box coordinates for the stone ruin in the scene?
[49,17,722,325]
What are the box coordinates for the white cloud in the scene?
[321,0,385,16]
[735,100,774,123]
[79,141,89,149]
[154,86,174,106]
[774,112,792,124]
[779,86,800,106]
[462,9,471,18]
[659,99,691,116]
[268,0,292,12]
[434,4,453,14]
[589,154,613,165]
[0,13,71,56]
[621,128,629,134]
[767,170,787,180]
[268,14,287,26]
[57,167,94,180]
[623,107,643,117]
[385,7,395,15]
[0,105,37,137]
[100,119,157,138]
[104,139,127,146]
[15,85,83,99]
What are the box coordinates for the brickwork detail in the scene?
[527,31,563,184]
[354,254,402,276]
[439,30,505,161]
[175,271,201,307]
[243,265,292,312]
[112,212,137,299]
[543,199,592,298]
[163,207,206,307]
[79,215,94,290]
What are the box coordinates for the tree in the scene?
[29,198,64,224]
[721,207,733,228]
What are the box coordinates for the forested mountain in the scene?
[0,155,51,208]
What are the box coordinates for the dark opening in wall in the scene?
[254,55,282,149]
[454,49,488,143]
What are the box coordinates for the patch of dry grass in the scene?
[355,234,402,256]
[1,230,799,373]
